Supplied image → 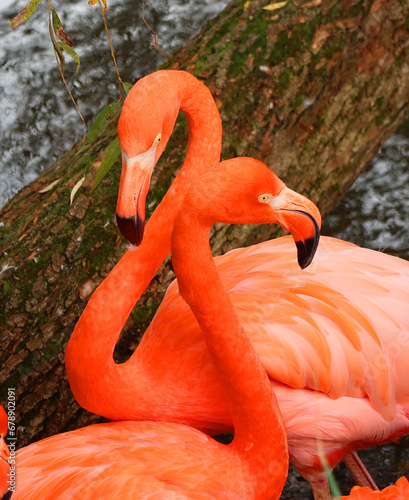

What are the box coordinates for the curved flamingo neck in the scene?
[171,211,288,486]
[65,72,222,417]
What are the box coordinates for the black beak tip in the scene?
[296,231,320,270]
[116,214,145,246]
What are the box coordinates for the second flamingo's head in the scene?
[177,157,321,269]
[116,72,182,245]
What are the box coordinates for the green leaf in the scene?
[92,137,121,191]
[51,7,62,34]
[87,102,120,145]
[58,42,80,74]
[77,143,90,155]
[52,37,65,76]
[48,10,65,75]
[75,102,121,155]
[123,82,133,95]
[9,0,42,29]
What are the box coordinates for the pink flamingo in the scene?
[65,70,409,499]
[15,157,321,498]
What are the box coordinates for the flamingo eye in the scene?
[258,194,270,202]
[154,133,162,144]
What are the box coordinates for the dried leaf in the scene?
[259,65,273,76]
[263,1,287,11]
[52,8,74,47]
[58,42,80,73]
[303,0,322,7]
[92,137,121,191]
[38,178,60,193]
[88,0,107,13]
[70,176,86,205]
[9,0,42,29]
[311,25,331,54]
[56,26,74,46]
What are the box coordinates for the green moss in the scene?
[321,34,343,60]
[228,48,252,76]
[72,154,95,174]
[394,55,406,67]
[375,96,384,109]
[208,9,240,47]
[293,93,304,107]
[278,67,294,88]
[375,113,387,126]
[348,4,365,18]
[194,58,207,75]
[293,20,316,46]
[271,32,296,65]
[323,1,346,22]
[331,183,343,192]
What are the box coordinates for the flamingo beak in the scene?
[116,150,156,246]
[270,187,321,269]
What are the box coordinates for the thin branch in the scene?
[142,0,171,59]
[48,0,86,140]
[98,0,123,102]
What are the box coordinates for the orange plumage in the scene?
[16,158,310,499]
[65,70,409,499]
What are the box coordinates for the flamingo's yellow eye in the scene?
[155,133,162,144]
[258,194,270,202]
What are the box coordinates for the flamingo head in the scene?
[116,72,181,245]
[180,157,321,269]
[268,185,321,269]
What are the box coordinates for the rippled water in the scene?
[0,0,227,208]
[322,121,409,260]
[1,0,409,262]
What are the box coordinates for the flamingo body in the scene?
[66,70,409,496]
[19,158,304,499]
[14,421,261,499]
[149,236,409,417]
[128,235,409,475]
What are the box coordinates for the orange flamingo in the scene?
[65,70,409,499]
[0,406,11,499]
[15,157,322,499]
[340,477,409,499]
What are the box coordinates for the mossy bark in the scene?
[1,0,409,449]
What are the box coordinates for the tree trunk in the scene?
[1,0,409,450]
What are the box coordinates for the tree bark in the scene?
[1,0,409,450]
